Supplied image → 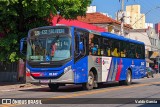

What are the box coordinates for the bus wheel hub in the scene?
[88,76,93,85]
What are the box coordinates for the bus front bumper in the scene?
[26,69,74,84]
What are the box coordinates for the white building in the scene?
[86,6,96,13]
[145,23,154,29]
[116,11,130,24]
[116,5,146,29]
[87,6,112,18]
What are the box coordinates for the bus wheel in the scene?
[48,83,59,91]
[82,71,94,90]
[124,70,132,85]
[119,70,132,86]
[119,81,124,86]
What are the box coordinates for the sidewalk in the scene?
[154,73,160,78]
[0,74,159,92]
[0,82,42,92]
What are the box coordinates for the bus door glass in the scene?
[74,29,88,62]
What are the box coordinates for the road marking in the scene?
[52,81,160,98]
[0,104,19,107]
[2,81,160,106]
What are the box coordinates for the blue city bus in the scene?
[20,25,146,90]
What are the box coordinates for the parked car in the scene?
[145,67,155,78]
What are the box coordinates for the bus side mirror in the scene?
[20,37,27,55]
[79,42,84,51]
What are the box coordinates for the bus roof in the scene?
[101,32,144,45]
[72,26,144,45]
[28,26,144,45]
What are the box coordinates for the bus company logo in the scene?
[102,60,105,65]
[141,62,145,65]
[102,60,109,65]
[95,58,102,64]
[49,73,58,76]
[132,60,134,65]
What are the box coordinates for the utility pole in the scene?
[120,0,124,36]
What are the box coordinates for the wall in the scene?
[126,5,145,29]
[0,62,18,82]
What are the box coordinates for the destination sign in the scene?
[31,27,69,37]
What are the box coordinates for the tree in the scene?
[0,0,92,62]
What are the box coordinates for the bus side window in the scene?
[89,34,99,55]
[102,38,108,56]
[80,36,86,55]
[128,43,136,58]
[141,45,145,59]
[136,45,143,59]
[135,45,139,58]
[74,29,88,62]
[75,32,86,55]
[112,40,120,57]
[74,33,79,55]
[89,33,95,55]
[106,39,113,57]
[120,42,127,58]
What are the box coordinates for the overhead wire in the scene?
[118,0,159,51]
[133,0,160,24]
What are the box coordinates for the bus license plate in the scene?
[40,80,50,83]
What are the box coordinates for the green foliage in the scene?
[0,0,92,62]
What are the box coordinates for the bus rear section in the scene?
[86,32,146,86]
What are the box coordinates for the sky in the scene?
[91,0,160,24]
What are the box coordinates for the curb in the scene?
[0,83,35,92]
[0,83,48,92]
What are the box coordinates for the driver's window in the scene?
[80,36,86,55]
[74,29,88,62]
[74,32,86,55]
[75,33,79,54]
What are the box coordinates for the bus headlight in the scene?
[26,68,31,76]
[26,67,30,72]
[64,66,72,73]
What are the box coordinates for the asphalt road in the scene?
[0,75,160,107]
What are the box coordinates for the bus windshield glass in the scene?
[27,35,71,62]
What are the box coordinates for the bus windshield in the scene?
[27,35,71,62]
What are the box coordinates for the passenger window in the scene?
[120,42,127,58]
[112,40,120,57]
[89,34,100,56]
[129,43,136,58]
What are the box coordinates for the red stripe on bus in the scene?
[31,73,40,77]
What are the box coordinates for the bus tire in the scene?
[119,70,132,85]
[48,83,59,91]
[124,70,132,85]
[119,80,124,85]
[82,71,94,90]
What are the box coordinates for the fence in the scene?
[0,62,18,82]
